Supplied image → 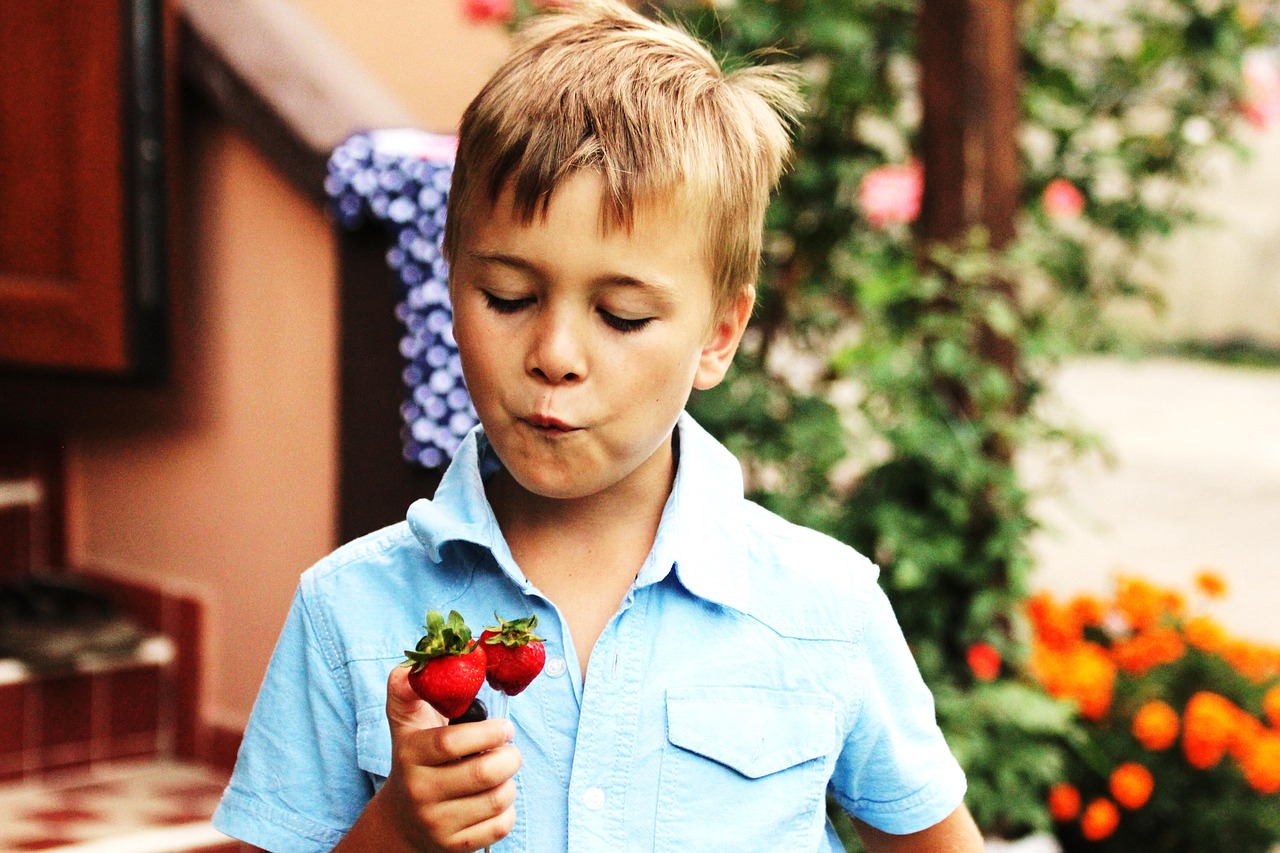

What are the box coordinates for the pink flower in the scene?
[462,0,514,25]
[1042,178,1085,220]
[1242,52,1280,130]
[858,161,923,229]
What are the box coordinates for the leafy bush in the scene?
[1029,573,1280,852]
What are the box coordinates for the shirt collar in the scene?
[407,428,509,566]
[407,412,749,612]
[649,413,749,612]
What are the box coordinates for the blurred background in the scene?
[0,0,1277,850]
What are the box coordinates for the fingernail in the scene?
[502,720,515,741]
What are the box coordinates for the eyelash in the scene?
[481,292,654,334]
[483,292,533,314]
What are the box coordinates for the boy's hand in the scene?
[336,666,522,853]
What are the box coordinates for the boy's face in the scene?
[449,171,750,504]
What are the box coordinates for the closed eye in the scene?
[599,310,653,333]
[483,292,534,314]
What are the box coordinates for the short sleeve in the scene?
[828,582,967,835]
[213,587,374,852]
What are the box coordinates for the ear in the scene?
[693,285,755,391]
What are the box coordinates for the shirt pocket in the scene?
[655,686,838,852]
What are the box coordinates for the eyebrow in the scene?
[465,250,677,299]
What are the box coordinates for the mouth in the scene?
[523,414,579,434]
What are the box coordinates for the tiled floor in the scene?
[0,759,251,852]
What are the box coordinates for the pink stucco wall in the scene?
[65,3,509,731]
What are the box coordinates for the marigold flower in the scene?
[1032,641,1116,721]
[966,642,1002,682]
[1224,640,1279,683]
[1239,731,1280,795]
[1109,762,1154,810]
[1027,592,1083,649]
[1080,797,1121,841]
[1112,627,1185,676]
[1194,570,1228,599]
[1184,615,1226,653]
[1182,691,1237,769]
[1043,178,1085,220]
[1048,783,1081,822]
[1264,684,1280,729]
[1132,700,1179,751]
[858,161,923,228]
[1114,575,1168,632]
[1227,709,1264,763]
[1068,594,1105,628]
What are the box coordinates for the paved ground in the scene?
[1022,355,1280,644]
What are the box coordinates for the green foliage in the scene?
[677,0,1278,840]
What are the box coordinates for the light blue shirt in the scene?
[213,413,966,852]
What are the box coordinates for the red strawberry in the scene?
[404,610,488,720]
[479,613,546,696]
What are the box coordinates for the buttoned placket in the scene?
[564,584,649,851]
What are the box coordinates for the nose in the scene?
[526,306,586,384]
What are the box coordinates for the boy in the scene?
[213,2,984,851]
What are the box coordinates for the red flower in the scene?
[1042,178,1085,220]
[1048,783,1081,822]
[1080,798,1120,841]
[1109,762,1154,810]
[966,642,1002,682]
[462,0,514,25]
[858,161,923,228]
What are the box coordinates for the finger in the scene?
[461,804,518,852]
[398,742,519,811]
[407,719,516,770]
[424,779,519,849]
[386,663,447,734]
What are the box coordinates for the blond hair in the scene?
[442,0,801,309]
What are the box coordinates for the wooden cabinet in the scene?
[0,0,167,378]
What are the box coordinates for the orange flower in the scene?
[1239,731,1280,795]
[1067,595,1105,628]
[1132,700,1180,751]
[1114,575,1175,632]
[1223,640,1280,682]
[1264,684,1280,729]
[1080,798,1121,841]
[1032,641,1116,721]
[1027,592,1083,649]
[1184,615,1226,653]
[1109,762,1154,810]
[1112,627,1185,676]
[1227,710,1264,763]
[1182,691,1237,769]
[966,642,1002,682]
[1048,783,1081,821]
[1194,570,1228,599]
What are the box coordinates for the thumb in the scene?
[386,662,447,735]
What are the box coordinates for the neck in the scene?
[487,449,674,547]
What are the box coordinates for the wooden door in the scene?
[0,0,166,377]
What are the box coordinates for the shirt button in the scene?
[582,787,605,810]
[545,656,567,677]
